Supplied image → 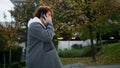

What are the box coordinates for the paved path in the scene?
[86,65,120,68]
[63,63,120,68]
[64,63,85,68]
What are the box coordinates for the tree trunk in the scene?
[96,28,103,54]
[88,25,96,62]
[8,48,11,68]
[3,53,6,68]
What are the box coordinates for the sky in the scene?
[0,0,14,22]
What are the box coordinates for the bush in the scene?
[58,46,92,58]
[53,40,58,50]
[0,34,7,46]
[0,62,21,68]
[72,44,83,50]
[105,40,119,44]
[0,45,22,64]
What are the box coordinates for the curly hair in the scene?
[33,6,53,18]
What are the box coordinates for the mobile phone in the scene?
[41,13,47,20]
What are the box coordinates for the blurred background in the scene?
[0,0,120,68]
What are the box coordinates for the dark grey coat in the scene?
[26,19,63,68]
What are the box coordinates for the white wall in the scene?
[17,39,96,52]
[58,39,96,50]
[19,42,25,52]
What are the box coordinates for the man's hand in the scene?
[43,11,52,24]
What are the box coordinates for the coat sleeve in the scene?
[30,22,54,42]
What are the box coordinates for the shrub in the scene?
[0,62,21,68]
[72,44,83,50]
[58,46,92,58]
[53,40,58,50]
[0,45,22,64]
[58,45,99,58]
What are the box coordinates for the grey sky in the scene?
[0,0,14,22]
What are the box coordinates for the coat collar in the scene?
[28,17,46,28]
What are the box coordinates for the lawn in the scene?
[61,42,120,66]
[1,42,120,68]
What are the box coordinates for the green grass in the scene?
[96,42,120,65]
[61,42,120,65]
[61,57,92,65]
[20,42,120,67]
[24,42,120,68]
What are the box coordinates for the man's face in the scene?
[41,11,52,23]
[46,11,52,17]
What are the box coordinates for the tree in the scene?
[9,0,120,62]
[40,0,120,61]
[0,21,20,67]
[10,0,41,55]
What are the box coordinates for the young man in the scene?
[26,6,63,68]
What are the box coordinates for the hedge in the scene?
[58,46,92,58]
[0,45,22,64]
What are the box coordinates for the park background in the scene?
[0,0,120,68]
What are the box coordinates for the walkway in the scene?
[86,65,120,68]
[63,63,120,68]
